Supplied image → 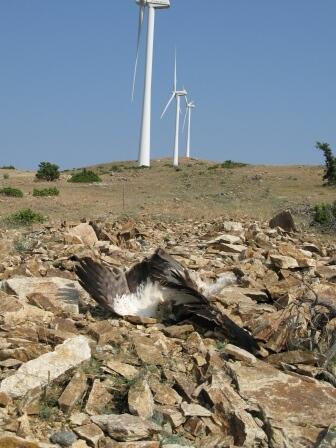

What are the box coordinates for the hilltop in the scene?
[0,159,334,232]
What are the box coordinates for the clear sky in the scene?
[0,0,335,169]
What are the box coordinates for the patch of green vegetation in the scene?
[38,389,60,421]
[81,357,103,376]
[313,202,336,230]
[68,168,102,183]
[36,161,60,181]
[316,141,336,186]
[110,165,124,172]
[159,434,191,446]
[0,165,15,170]
[33,187,59,197]
[14,239,33,253]
[3,174,9,180]
[4,208,45,226]
[208,160,248,170]
[216,342,226,350]
[0,187,23,197]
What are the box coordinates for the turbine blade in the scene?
[182,107,188,131]
[161,93,175,119]
[132,5,145,102]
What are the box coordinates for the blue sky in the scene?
[0,0,335,169]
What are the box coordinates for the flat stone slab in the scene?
[228,360,336,448]
[0,336,91,398]
[0,277,90,314]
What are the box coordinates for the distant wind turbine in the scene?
[132,0,171,167]
[183,97,196,158]
[161,53,187,167]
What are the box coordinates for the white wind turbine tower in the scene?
[183,97,196,158]
[161,54,187,167]
[132,0,171,167]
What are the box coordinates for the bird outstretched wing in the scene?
[75,257,129,312]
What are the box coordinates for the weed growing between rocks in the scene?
[0,187,24,197]
[4,208,45,226]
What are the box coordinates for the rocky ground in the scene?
[0,212,335,448]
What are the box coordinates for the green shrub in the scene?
[4,208,45,226]
[68,168,102,183]
[33,187,59,197]
[36,161,60,181]
[3,174,9,180]
[313,202,336,230]
[0,187,23,197]
[316,142,336,186]
[208,160,248,170]
[0,165,15,170]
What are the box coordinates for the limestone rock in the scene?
[58,371,87,413]
[128,378,154,419]
[228,360,336,448]
[270,254,299,269]
[222,344,257,364]
[91,413,161,442]
[73,423,104,448]
[181,402,212,417]
[0,336,91,398]
[85,379,113,415]
[66,223,98,246]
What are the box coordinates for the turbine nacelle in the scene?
[136,0,170,9]
[176,89,187,97]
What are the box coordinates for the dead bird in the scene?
[75,248,259,354]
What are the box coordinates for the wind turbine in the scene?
[132,0,171,167]
[183,97,196,158]
[161,54,187,167]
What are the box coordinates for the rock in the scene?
[91,414,161,442]
[133,336,164,365]
[181,402,212,417]
[204,372,267,447]
[270,254,299,269]
[128,378,154,419]
[222,344,257,364]
[66,223,98,246]
[227,360,336,447]
[163,324,194,339]
[70,412,91,426]
[105,360,139,380]
[267,350,324,366]
[0,336,91,398]
[88,321,124,345]
[85,379,113,415]
[222,221,244,234]
[206,234,242,245]
[219,243,247,254]
[104,442,160,448]
[0,435,42,448]
[316,265,336,281]
[50,431,77,447]
[1,276,90,314]
[58,371,87,413]
[73,423,104,448]
[316,425,336,448]
[269,210,297,232]
[150,381,182,406]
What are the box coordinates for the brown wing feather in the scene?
[75,257,129,312]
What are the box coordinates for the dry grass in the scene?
[0,159,334,230]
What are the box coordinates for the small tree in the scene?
[36,162,60,182]
[316,142,336,186]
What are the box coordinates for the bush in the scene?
[208,160,247,170]
[36,162,60,182]
[4,208,45,226]
[0,187,23,197]
[33,187,59,197]
[3,174,9,180]
[0,165,15,170]
[68,169,102,183]
[316,142,336,186]
[313,202,336,230]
